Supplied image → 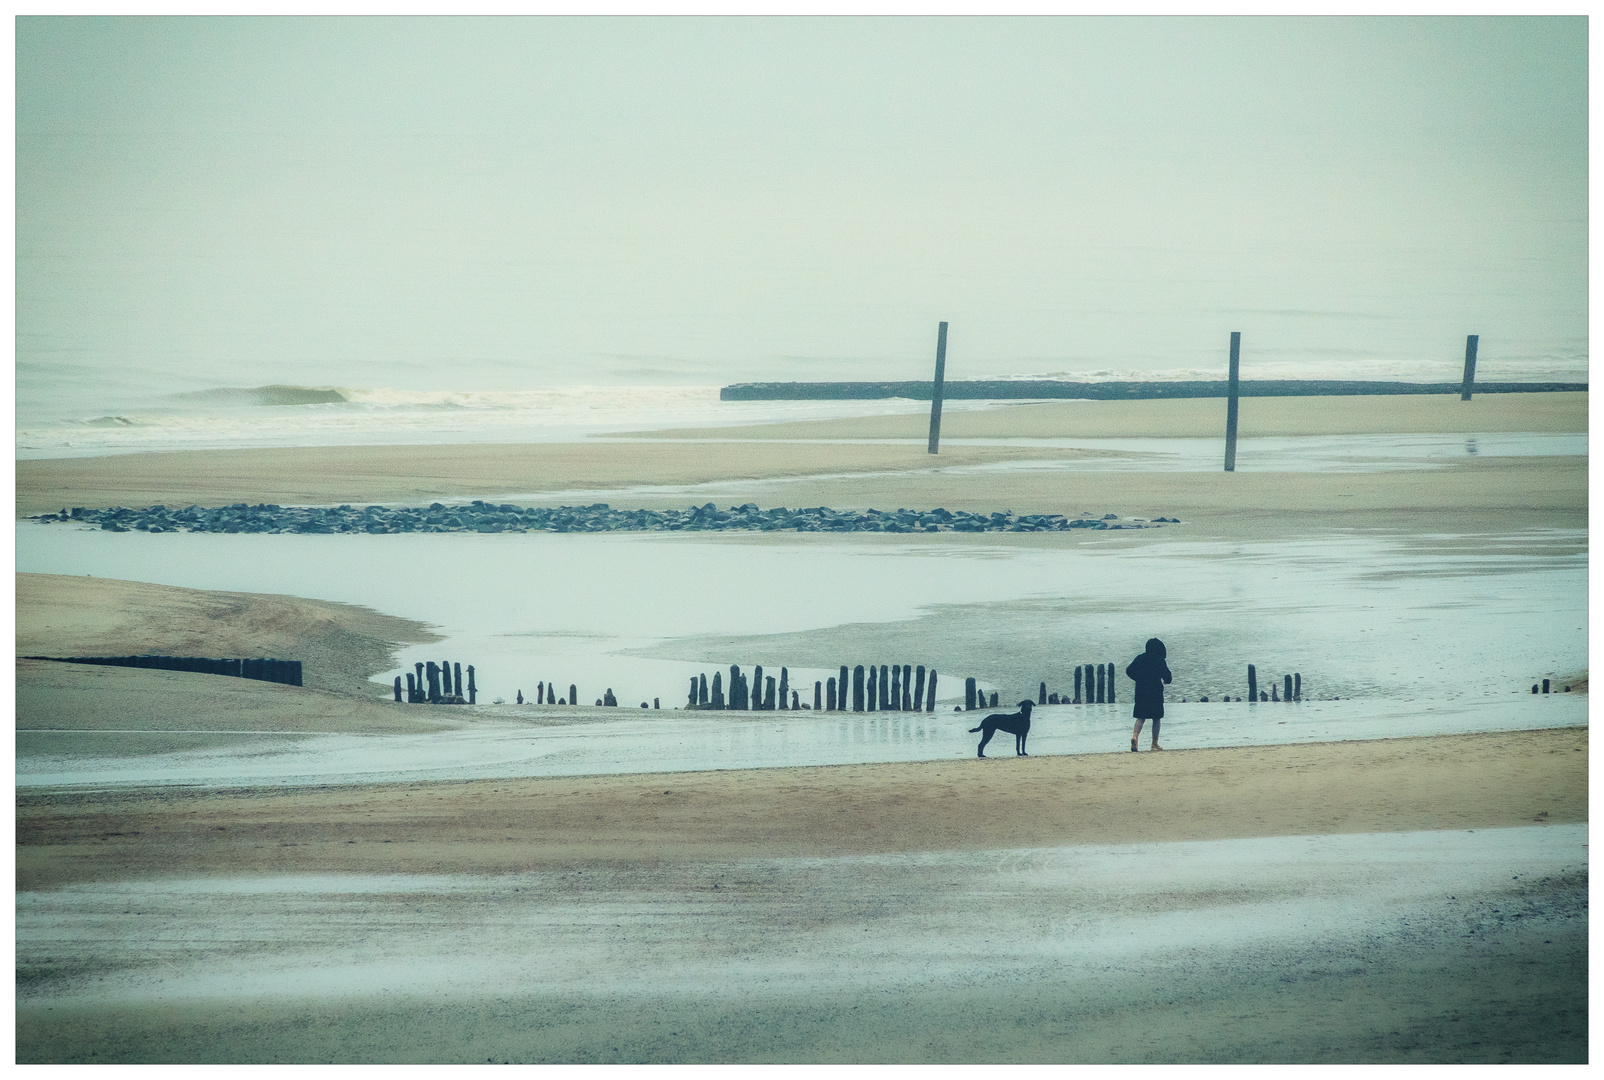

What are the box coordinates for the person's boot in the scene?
[1130,738,1139,752]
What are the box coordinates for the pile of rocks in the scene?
[31,503,1179,535]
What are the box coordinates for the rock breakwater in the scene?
[28,503,1179,535]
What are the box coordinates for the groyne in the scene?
[719,379,1586,401]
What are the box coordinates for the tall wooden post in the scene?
[965,677,977,711]
[902,665,913,710]
[779,667,789,710]
[454,663,463,700]
[467,665,476,704]
[928,321,949,454]
[913,665,925,711]
[1247,664,1257,703]
[1074,667,1082,703]
[866,665,878,711]
[927,670,937,711]
[754,665,764,710]
[890,665,901,710]
[815,680,823,710]
[1461,334,1479,400]
[1284,674,1293,702]
[827,677,837,711]
[1294,672,1301,701]
[853,665,865,711]
[880,665,890,709]
[1107,662,1116,704]
[1224,331,1241,471]
[839,666,849,711]
[569,683,577,708]
[1039,681,1047,705]
[394,675,403,702]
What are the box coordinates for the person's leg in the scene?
[1131,718,1144,751]
[1151,717,1162,750]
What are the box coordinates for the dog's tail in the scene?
[968,724,983,732]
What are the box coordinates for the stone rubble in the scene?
[29,503,1180,535]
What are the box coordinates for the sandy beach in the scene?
[15,391,1589,1063]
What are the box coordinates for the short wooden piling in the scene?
[454,663,463,700]
[1096,665,1105,704]
[426,661,441,703]
[853,665,866,711]
[1294,673,1301,701]
[1461,334,1479,401]
[765,676,776,709]
[815,680,823,710]
[1107,662,1116,704]
[688,678,698,707]
[827,677,837,710]
[839,666,849,710]
[927,670,937,710]
[1284,674,1293,702]
[902,665,913,710]
[700,673,710,705]
[1039,681,1047,705]
[965,677,977,711]
[880,665,890,709]
[990,691,999,708]
[467,665,476,704]
[1543,678,1551,694]
[866,665,878,712]
[779,667,789,710]
[1248,664,1257,703]
[569,683,577,709]
[914,666,926,711]
[1224,331,1241,472]
[928,321,949,455]
[394,676,402,702]
[1074,667,1082,703]
[890,665,901,710]
[754,665,765,709]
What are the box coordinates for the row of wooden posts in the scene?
[925,326,1485,470]
[689,664,940,711]
[394,660,476,704]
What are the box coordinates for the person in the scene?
[1125,637,1172,751]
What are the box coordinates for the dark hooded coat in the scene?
[1125,640,1172,720]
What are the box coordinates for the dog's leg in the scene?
[1017,731,1028,756]
[976,724,994,758]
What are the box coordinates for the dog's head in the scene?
[1017,700,1033,718]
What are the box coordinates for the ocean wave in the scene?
[166,385,350,407]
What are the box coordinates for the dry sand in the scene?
[14,391,1589,1063]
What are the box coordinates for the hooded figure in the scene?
[1125,637,1172,751]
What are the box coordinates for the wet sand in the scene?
[14,391,1589,1062]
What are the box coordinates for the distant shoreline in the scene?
[720,379,1588,401]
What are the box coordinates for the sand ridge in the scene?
[16,727,1586,891]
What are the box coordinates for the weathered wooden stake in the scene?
[902,665,913,710]
[914,666,926,711]
[815,680,823,710]
[1096,664,1105,704]
[1284,674,1292,702]
[426,661,441,703]
[779,667,789,710]
[394,676,402,702]
[754,665,765,709]
[1107,662,1116,704]
[890,665,901,710]
[1074,667,1082,704]
[1039,681,1047,705]
[454,663,463,700]
[965,677,977,711]
[927,670,937,711]
[827,677,837,710]
[990,691,999,708]
[569,683,577,708]
[765,676,776,709]
[467,665,476,704]
[866,665,878,712]
[1461,334,1479,401]
[791,690,799,709]
[928,321,949,454]
[880,665,890,709]
[700,673,710,705]
[1224,331,1241,472]
[1294,672,1301,701]
[1248,664,1257,703]
[853,665,866,711]
[839,666,849,711]
[688,678,698,707]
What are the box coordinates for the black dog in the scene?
[970,699,1033,758]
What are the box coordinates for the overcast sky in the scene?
[16,16,1587,394]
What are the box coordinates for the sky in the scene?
[15,16,1589,400]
